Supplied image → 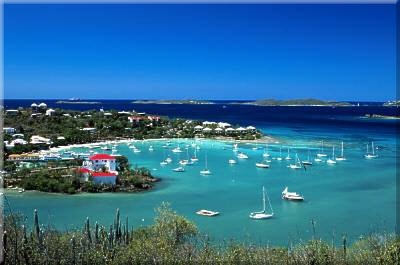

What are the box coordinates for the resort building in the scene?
[203,127,212,133]
[31,103,38,111]
[77,168,91,181]
[194,125,203,132]
[84,154,117,172]
[217,122,231,128]
[80,128,97,133]
[225,127,235,135]
[6,110,19,115]
[91,172,117,185]
[46,109,56,116]
[38,103,47,109]
[30,135,52,145]
[3,127,16,134]
[215,127,223,134]
[128,115,161,124]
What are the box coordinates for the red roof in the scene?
[91,172,116,176]
[89,154,116,160]
[78,168,91,173]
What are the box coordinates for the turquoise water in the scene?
[4,124,396,246]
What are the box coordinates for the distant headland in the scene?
[229,98,353,107]
[131,100,214,104]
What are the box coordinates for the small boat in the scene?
[335,141,346,161]
[200,153,211,175]
[317,140,327,157]
[191,148,199,162]
[233,143,239,151]
[149,146,154,151]
[263,144,271,157]
[285,147,292,160]
[282,187,304,201]
[173,167,185,172]
[160,161,168,166]
[327,146,337,164]
[165,157,172,163]
[365,142,378,159]
[249,186,274,219]
[196,209,219,217]
[256,163,270,168]
[302,149,313,165]
[172,146,182,153]
[276,147,283,161]
[237,153,248,159]
[288,153,302,169]
[101,146,111,151]
[314,157,323,162]
[179,160,188,165]
[228,159,237,164]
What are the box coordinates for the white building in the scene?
[38,102,47,109]
[80,128,97,133]
[203,127,212,133]
[215,127,223,134]
[3,127,16,134]
[91,172,117,185]
[84,154,117,172]
[30,135,52,145]
[217,122,231,128]
[46,109,56,116]
[194,125,203,132]
[6,110,19,115]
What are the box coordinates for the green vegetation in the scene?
[5,157,158,194]
[233,98,353,106]
[2,203,399,264]
[132,99,213,104]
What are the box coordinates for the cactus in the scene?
[125,216,129,243]
[85,217,92,244]
[94,222,99,244]
[2,231,7,264]
[33,209,40,242]
[114,208,120,240]
[109,225,113,249]
[70,235,76,265]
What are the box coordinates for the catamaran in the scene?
[317,140,327,157]
[302,149,313,165]
[335,141,346,161]
[249,186,274,219]
[365,142,378,159]
[285,147,292,160]
[327,146,337,164]
[282,187,304,201]
[200,153,211,175]
[288,153,302,169]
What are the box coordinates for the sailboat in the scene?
[263,144,271,157]
[200,153,211,175]
[237,152,248,159]
[228,159,237,164]
[148,145,154,151]
[172,145,182,153]
[317,140,327,157]
[191,148,199,162]
[365,142,378,159]
[327,146,337,164]
[249,186,274,219]
[285,147,292,160]
[255,155,270,168]
[288,153,302,169]
[275,146,283,161]
[173,166,185,172]
[233,143,239,152]
[335,141,346,161]
[302,149,313,165]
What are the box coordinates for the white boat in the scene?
[172,146,182,153]
[285,147,292,160]
[173,167,185,172]
[327,146,337,164]
[256,163,270,168]
[237,153,248,159]
[233,143,239,151]
[317,140,327,157]
[365,142,378,159]
[335,141,346,161]
[196,209,219,217]
[276,147,283,161]
[228,159,237,164]
[249,186,274,219]
[263,144,271,157]
[302,149,313,165]
[282,187,304,201]
[200,153,211,175]
[179,160,188,165]
[314,157,323,162]
[160,161,168,166]
[149,146,154,151]
[165,157,172,163]
[287,153,302,169]
[133,148,141,153]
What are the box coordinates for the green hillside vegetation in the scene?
[2,203,399,265]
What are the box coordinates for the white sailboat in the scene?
[335,141,346,161]
[173,166,185,172]
[288,153,302,169]
[255,155,270,168]
[285,147,292,160]
[302,149,313,165]
[148,146,154,151]
[200,153,211,175]
[263,144,271,157]
[327,146,337,164]
[237,152,248,159]
[365,142,378,159]
[276,147,283,161]
[228,159,237,164]
[191,148,199,162]
[172,145,182,153]
[249,186,274,219]
[317,140,327,157]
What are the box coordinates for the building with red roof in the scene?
[85,153,117,172]
[91,172,117,185]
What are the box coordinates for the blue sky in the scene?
[4,4,396,101]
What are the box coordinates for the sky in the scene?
[4,4,396,101]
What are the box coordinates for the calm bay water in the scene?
[3,100,397,245]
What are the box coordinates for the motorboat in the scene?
[237,153,248,159]
[173,167,185,172]
[196,210,219,217]
[228,159,237,164]
[282,187,304,201]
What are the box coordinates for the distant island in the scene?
[132,99,214,104]
[383,100,400,107]
[56,101,102,104]
[364,114,400,119]
[230,98,353,106]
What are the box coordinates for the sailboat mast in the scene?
[265,188,273,214]
[341,141,344,157]
[262,186,266,212]
[372,142,375,155]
